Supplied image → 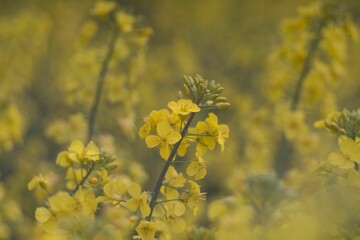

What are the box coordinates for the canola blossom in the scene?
[1,0,360,239]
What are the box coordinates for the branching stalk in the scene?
[87,26,119,142]
[146,112,197,221]
[72,26,118,195]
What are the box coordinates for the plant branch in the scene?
[146,112,197,221]
[274,17,327,178]
[72,26,118,195]
[87,26,119,142]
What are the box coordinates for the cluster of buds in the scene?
[315,109,360,139]
[181,75,230,110]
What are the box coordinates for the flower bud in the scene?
[216,102,231,110]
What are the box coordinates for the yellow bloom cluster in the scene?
[0,103,23,153]
[135,76,229,239]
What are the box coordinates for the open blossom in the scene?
[135,220,162,240]
[145,120,181,160]
[186,154,207,180]
[56,139,100,167]
[125,183,151,217]
[328,136,360,169]
[168,99,200,116]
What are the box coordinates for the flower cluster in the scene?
[135,75,229,239]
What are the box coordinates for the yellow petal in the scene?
[140,202,151,217]
[160,142,171,160]
[85,141,100,160]
[186,161,198,177]
[145,135,161,148]
[171,218,186,233]
[139,123,151,139]
[157,121,172,138]
[56,151,72,167]
[125,198,139,211]
[174,202,186,216]
[35,207,51,223]
[166,131,181,145]
[195,168,207,180]
[128,183,141,198]
[328,152,346,166]
[69,139,84,156]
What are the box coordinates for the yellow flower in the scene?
[186,155,207,180]
[145,120,181,160]
[328,136,360,169]
[138,109,171,139]
[100,177,125,203]
[125,183,151,217]
[69,139,100,161]
[183,180,206,215]
[167,99,200,117]
[189,121,216,156]
[164,202,186,233]
[35,207,58,233]
[135,220,161,240]
[92,0,116,19]
[28,173,53,191]
[74,189,97,215]
[115,11,135,33]
[161,166,186,199]
[65,168,87,190]
[48,191,77,214]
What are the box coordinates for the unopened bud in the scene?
[89,177,98,184]
[107,164,119,171]
[209,94,219,100]
[183,84,190,96]
[178,91,183,99]
[216,102,231,110]
[215,96,227,102]
[206,100,214,106]
[215,87,224,94]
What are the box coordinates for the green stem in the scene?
[87,26,119,142]
[274,17,327,178]
[146,112,197,221]
[72,26,118,195]
[290,18,326,111]
[71,162,95,195]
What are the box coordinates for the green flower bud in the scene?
[216,102,231,110]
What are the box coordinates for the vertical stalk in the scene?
[71,26,118,195]
[274,17,327,178]
[146,112,196,221]
[87,26,119,142]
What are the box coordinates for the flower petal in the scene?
[145,135,162,148]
